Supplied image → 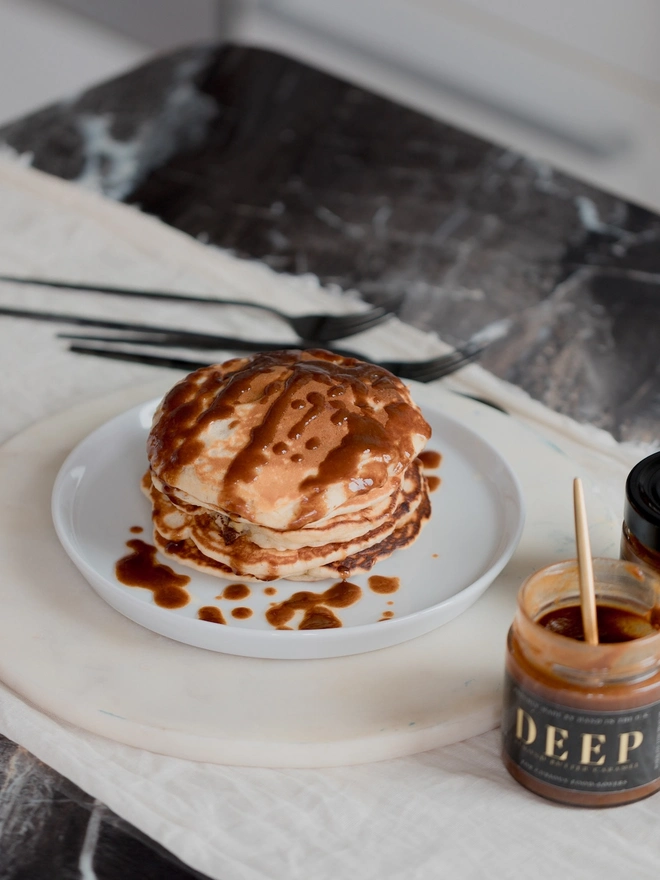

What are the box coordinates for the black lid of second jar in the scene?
[624,451,660,552]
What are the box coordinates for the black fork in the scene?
[65,339,485,383]
[0,275,391,341]
[0,301,488,381]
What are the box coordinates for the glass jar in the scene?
[502,558,660,807]
[621,451,660,573]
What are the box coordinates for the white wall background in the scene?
[0,0,150,124]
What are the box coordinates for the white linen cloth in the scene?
[0,156,658,879]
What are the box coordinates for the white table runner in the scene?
[0,157,658,879]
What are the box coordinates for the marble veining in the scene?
[2,48,219,201]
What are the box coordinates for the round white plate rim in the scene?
[51,390,525,659]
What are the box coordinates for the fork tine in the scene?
[411,352,480,382]
[313,307,391,341]
[382,344,485,382]
[416,348,484,382]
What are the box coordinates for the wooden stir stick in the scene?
[573,477,599,645]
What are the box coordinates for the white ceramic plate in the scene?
[52,392,524,659]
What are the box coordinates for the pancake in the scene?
[143,349,433,582]
[142,460,430,581]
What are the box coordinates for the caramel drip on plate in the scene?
[198,606,226,624]
[266,581,362,629]
[418,450,441,492]
[368,575,400,594]
[222,583,251,600]
[231,607,253,619]
[115,539,190,608]
[417,450,442,469]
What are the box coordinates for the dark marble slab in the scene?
[0,738,208,879]
[1,41,660,879]
[3,44,660,445]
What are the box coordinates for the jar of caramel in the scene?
[502,558,660,807]
[621,451,660,573]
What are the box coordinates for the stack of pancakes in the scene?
[142,349,432,581]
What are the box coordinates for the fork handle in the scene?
[59,331,363,360]
[0,305,294,343]
[0,274,287,318]
[60,330,299,352]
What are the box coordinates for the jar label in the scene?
[503,673,660,794]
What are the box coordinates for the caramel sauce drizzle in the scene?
[232,607,253,619]
[266,581,362,629]
[221,583,251,601]
[198,606,226,624]
[418,450,441,492]
[148,351,430,528]
[417,450,442,469]
[368,575,400,594]
[115,539,190,608]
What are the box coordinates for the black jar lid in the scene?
[624,452,660,552]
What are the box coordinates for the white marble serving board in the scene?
[0,381,619,768]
